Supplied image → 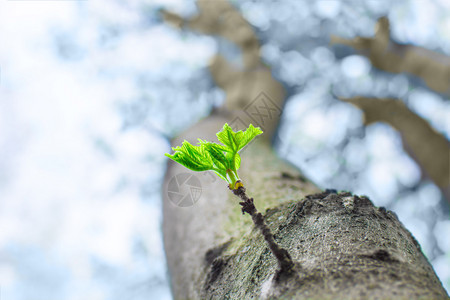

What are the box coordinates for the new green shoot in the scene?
[165,123,263,189]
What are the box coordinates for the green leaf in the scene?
[234,153,241,170]
[165,140,212,172]
[165,123,263,189]
[165,152,210,172]
[216,123,238,152]
[216,123,262,153]
[202,141,230,171]
[238,124,263,151]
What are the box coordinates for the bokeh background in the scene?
[0,0,449,299]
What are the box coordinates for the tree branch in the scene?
[231,183,295,275]
[339,96,450,204]
[331,17,450,96]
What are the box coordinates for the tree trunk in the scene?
[162,113,449,299]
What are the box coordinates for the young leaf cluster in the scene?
[165,123,263,189]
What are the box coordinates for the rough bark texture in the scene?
[163,115,448,300]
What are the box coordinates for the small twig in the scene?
[231,182,295,274]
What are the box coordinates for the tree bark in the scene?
[163,113,449,299]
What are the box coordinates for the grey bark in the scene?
[162,113,449,299]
